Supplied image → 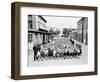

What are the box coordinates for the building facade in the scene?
[28,15,50,50]
[69,29,78,41]
[77,17,88,44]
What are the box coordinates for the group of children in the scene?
[33,38,82,61]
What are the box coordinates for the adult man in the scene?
[33,44,38,61]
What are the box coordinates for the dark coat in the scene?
[48,49,53,57]
[33,45,38,56]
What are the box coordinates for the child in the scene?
[53,49,57,59]
[36,50,41,61]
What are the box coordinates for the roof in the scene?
[28,29,51,34]
[38,15,47,23]
[39,28,48,32]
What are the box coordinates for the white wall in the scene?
[0,0,100,82]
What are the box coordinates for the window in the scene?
[35,33,38,40]
[28,15,33,29]
[28,34,33,43]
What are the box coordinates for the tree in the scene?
[49,28,55,35]
[54,29,60,35]
[62,28,70,37]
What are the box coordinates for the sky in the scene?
[42,15,82,30]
